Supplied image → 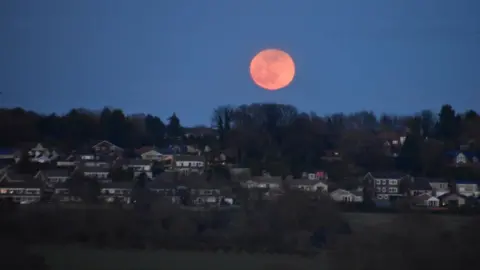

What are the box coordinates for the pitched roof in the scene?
[423,177,449,183]
[438,192,468,199]
[92,140,123,150]
[412,177,433,190]
[368,171,409,179]
[330,188,352,195]
[412,193,437,204]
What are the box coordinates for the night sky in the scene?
[1,0,479,126]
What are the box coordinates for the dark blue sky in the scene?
[1,0,479,126]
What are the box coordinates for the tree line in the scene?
[1,104,480,179]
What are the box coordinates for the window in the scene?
[389,187,398,193]
[25,189,39,195]
[376,187,381,192]
[377,194,383,199]
[389,180,398,185]
[381,187,386,192]
[375,179,381,185]
[382,180,386,185]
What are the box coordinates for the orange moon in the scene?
[249,49,295,91]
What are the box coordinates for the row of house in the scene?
[365,171,480,208]
[1,140,479,210]
[2,165,480,210]
[0,141,207,167]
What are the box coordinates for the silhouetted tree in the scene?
[68,172,101,203]
[167,113,183,139]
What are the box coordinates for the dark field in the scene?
[30,212,473,270]
[35,246,322,270]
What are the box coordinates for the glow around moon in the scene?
[249,49,295,91]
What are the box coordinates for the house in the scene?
[99,182,132,204]
[53,182,82,203]
[28,143,48,155]
[428,178,450,196]
[286,179,328,192]
[29,147,59,163]
[137,147,164,161]
[438,193,467,207]
[364,171,411,201]
[301,171,328,180]
[56,154,77,168]
[124,159,153,178]
[92,140,123,155]
[455,180,478,197]
[330,189,363,203]
[0,172,43,204]
[410,177,433,196]
[35,169,70,187]
[148,177,179,204]
[24,143,59,163]
[411,193,440,207]
[379,131,407,157]
[241,176,282,190]
[79,166,110,180]
[78,155,114,168]
[172,155,205,173]
[178,176,230,206]
[447,151,479,167]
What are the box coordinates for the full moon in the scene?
[249,48,295,91]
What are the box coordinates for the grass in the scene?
[26,210,473,270]
[343,212,471,230]
[23,209,469,270]
[34,245,324,270]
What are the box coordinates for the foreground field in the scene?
[34,246,324,270]
[29,213,473,270]
[343,212,471,229]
